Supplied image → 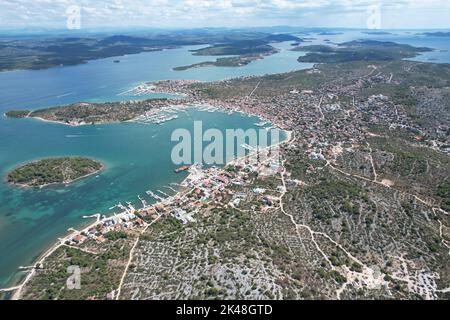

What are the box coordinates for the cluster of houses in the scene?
[66,141,289,248]
[67,211,146,246]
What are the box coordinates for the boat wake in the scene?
[56,91,76,99]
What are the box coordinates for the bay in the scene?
[0,31,449,289]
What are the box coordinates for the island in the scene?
[173,34,301,71]
[362,31,393,35]
[318,31,344,35]
[190,34,300,57]
[293,40,432,63]
[173,52,276,71]
[7,157,104,187]
[422,32,450,37]
[0,31,301,72]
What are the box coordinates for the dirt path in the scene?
[366,142,378,181]
[115,214,163,300]
[248,81,261,99]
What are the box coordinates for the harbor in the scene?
[1,117,288,297]
[131,105,187,125]
[0,105,269,290]
[0,37,304,292]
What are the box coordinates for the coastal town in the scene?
[65,148,285,251]
[3,0,450,310]
[2,50,450,300]
[4,128,289,300]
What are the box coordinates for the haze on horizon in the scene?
[2,0,450,32]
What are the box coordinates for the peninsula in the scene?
[7,157,103,188]
[5,100,174,126]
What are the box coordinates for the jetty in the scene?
[241,143,256,151]
[146,190,165,202]
[138,195,148,208]
[175,165,190,173]
[157,190,170,198]
[164,185,178,193]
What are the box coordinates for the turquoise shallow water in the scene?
[0,41,305,288]
[0,109,279,287]
[0,32,449,289]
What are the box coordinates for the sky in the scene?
[2,0,450,30]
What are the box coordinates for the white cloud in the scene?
[0,0,449,29]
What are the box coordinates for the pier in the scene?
[146,190,165,202]
[138,195,148,208]
[157,190,170,198]
[164,185,178,193]
[241,143,256,151]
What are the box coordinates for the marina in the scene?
[0,106,267,289]
[194,104,220,113]
[131,105,186,125]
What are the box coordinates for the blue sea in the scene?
[0,31,449,289]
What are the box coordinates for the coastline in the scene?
[4,166,191,299]
[1,107,291,299]
[3,113,89,127]
[8,212,104,299]
[32,116,87,127]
